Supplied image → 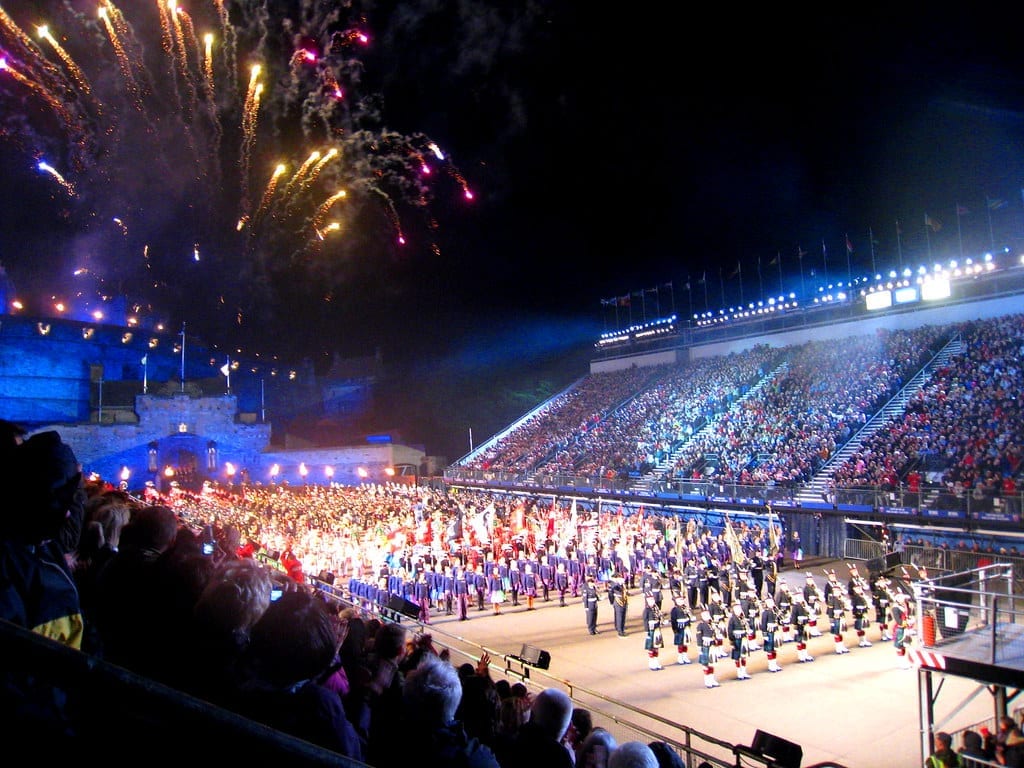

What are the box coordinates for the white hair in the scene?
[608,741,659,768]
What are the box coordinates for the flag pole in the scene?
[142,355,148,394]
[956,204,964,258]
[180,322,186,392]
[845,234,852,287]
[868,227,876,274]
[986,199,995,249]
[896,219,903,269]
[797,247,806,299]
[777,251,783,296]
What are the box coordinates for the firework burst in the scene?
[0,0,473,351]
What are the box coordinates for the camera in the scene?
[202,541,216,556]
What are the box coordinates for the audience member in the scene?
[576,728,618,768]
[0,430,85,648]
[380,653,501,768]
[609,741,660,768]
[647,741,686,768]
[499,687,575,768]
[232,588,364,760]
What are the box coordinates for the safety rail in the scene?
[311,577,843,768]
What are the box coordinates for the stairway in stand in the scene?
[793,334,963,506]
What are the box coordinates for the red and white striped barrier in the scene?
[907,648,946,670]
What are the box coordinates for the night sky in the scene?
[2,3,1023,456]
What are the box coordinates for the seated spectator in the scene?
[0,430,85,649]
[499,687,575,768]
[647,741,686,768]
[577,728,618,768]
[354,620,408,763]
[91,504,181,669]
[609,741,659,768]
[182,556,275,704]
[379,653,501,768]
[565,707,594,757]
[231,588,363,760]
[0,430,85,751]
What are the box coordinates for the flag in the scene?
[600,297,614,306]
[662,281,673,291]
[896,219,902,236]
[845,233,853,254]
[617,295,630,307]
[696,271,707,285]
[220,360,231,377]
[768,252,779,266]
[924,213,941,231]
[797,246,807,259]
[729,260,741,278]
[987,197,1007,210]
[956,204,969,216]
[723,515,746,565]
[141,354,148,365]
[684,278,691,292]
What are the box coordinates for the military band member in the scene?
[643,594,665,670]
[802,572,826,637]
[442,565,456,616]
[488,565,505,615]
[609,576,629,636]
[522,563,538,610]
[641,565,663,611]
[828,584,851,654]
[851,583,872,647]
[759,596,782,672]
[668,567,684,601]
[684,559,700,609]
[696,610,720,688]
[740,584,761,651]
[764,551,779,600]
[891,591,914,670]
[583,576,600,635]
[873,575,894,641]
[670,594,694,664]
[453,565,469,620]
[539,555,553,602]
[474,565,488,611]
[727,603,752,679]
[708,590,727,662]
[791,593,815,662]
[774,582,794,644]
[508,560,522,606]
[750,550,765,599]
[556,562,570,607]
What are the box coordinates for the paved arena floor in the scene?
[412,559,996,768]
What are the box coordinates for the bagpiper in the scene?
[802,572,825,637]
[759,596,783,672]
[727,603,752,679]
[643,593,665,670]
[790,593,815,662]
[696,609,720,688]
[670,593,694,665]
[850,582,872,647]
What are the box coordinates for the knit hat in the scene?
[1,430,81,541]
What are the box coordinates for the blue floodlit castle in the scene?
[0,280,426,490]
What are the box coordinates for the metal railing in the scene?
[311,578,830,768]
